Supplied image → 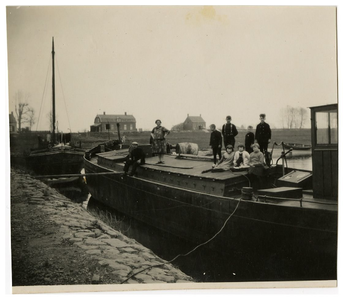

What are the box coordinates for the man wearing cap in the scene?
[222,116,238,148]
[255,114,271,154]
[123,142,146,176]
[233,143,250,167]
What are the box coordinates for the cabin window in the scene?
[330,111,338,144]
[130,124,133,130]
[124,124,127,130]
[316,110,337,145]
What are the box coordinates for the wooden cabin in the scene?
[310,103,338,199]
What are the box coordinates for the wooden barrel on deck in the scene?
[175,142,199,155]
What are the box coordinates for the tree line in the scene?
[279,106,309,129]
[170,106,309,130]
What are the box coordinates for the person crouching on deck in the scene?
[233,143,250,167]
[123,142,146,176]
[202,145,234,173]
[209,124,222,167]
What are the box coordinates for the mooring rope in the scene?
[120,198,241,284]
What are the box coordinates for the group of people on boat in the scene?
[123,114,271,177]
[205,113,271,173]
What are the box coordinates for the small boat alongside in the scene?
[282,142,312,151]
[26,38,84,176]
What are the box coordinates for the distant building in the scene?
[90,112,136,132]
[9,111,17,132]
[183,114,206,130]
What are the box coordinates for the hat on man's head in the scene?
[226,115,232,120]
[259,114,266,118]
[132,142,138,145]
[155,119,162,124]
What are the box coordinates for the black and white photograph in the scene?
[4,2,341,295]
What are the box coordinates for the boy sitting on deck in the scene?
[123,142,146,176]
[248,143,268,190]
[202,145,235,173]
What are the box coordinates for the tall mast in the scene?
[51,37,56,144]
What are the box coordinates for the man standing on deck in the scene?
[255,114,271,154]
[222,116,238,148]
[123,142,146,176]
[209,124,222,167]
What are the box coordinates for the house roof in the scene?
[96,114,136,123]
[185,116,206,123]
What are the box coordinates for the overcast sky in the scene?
[6,5,337,132]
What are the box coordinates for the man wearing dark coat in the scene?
[123,142,146,176]
[222,115,238,148]
[255,114,272,153]
[245,125,255,154]
[209,124,222,165]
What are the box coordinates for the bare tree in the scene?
[14,90,32,131]
[23,107,36,130]
[280,105,309,129]
[298,107,308,128]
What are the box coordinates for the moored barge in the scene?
[84,104,338,280]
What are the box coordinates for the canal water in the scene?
[82,154,333,283]
[270,148,312,171]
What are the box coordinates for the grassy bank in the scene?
[73,128,311,151]
[10,128,311,155]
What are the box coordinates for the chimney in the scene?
[125,112,127,115]
[103,112,105,115]
[200,114,201,117]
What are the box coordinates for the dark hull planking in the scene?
[84,157,337,279]
[26,150,84,175]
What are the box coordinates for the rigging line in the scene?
[35,56,52,131]
[120,198,242,284]
[56,56,72,131]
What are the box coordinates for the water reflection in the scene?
[271,149,312,170]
